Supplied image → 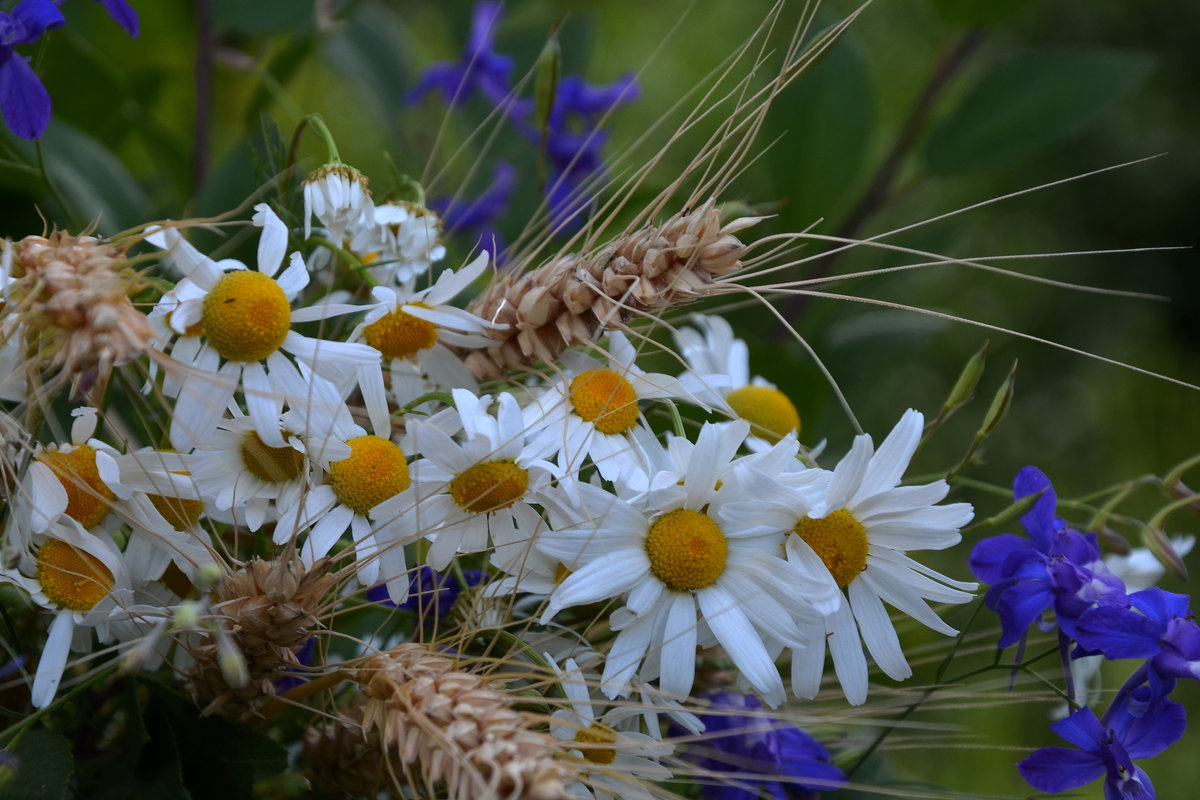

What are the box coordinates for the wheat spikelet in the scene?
[185,553,335,718]
[4,232,153,386]
[303,697,388,800]
[357,643,575,800]
[462,199,759,379]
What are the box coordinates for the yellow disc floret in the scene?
[568,369,639,435]
[725,385,800,444]
[644,509,727,592]
[35,539,115,612]
[793,508,869,588]
[240,431,306,484]
[448,459,530,514]
[38,446,115,529]
[329,436,410,516]
[149,492,205,530]
[201,270,291,362]
[573,724,617,765]
[363,303,438,359]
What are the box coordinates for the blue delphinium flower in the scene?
[406,2,513,109]
[0,0,65,138]
[969,466,1128,648]
[1018,691,1185,800]
[366,565,487,624]
[431,161,518,260]
[1074,587,1200,706]
[95,0,138,36]
[680,692,846,800]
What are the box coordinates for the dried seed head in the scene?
[303,698,387,800]
[462,200,756,379]
[185,553,335,718]
[6,232,154,383]
[357,644,576,800]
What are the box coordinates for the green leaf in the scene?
[0,728,73,800]
[767,22,874,228]
[40,123,151,235]
[923,47,1155,174]
[930,0,1034,26]
[142,681,286,798]
[84,684,191,800]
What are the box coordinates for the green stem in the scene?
[0,665,117,746]
[305,114,342,165]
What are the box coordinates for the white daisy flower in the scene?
[0,519,135,708]
[374,388,558,572]
[302,163,375,243]
[148,204,386,449]
[274,425,419,599]
[348,200,446,291]
[347,251,504,408]
[550,657,672,800]
[12,408,121,549]
[674,313,802,448]
[525,331,723,492]
[733,409,976,705]
[537,421,835,707]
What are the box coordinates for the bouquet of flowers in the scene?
[1,2,1196,799]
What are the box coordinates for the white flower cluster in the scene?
[0,177,979,797]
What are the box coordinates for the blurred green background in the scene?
[2,1,1197,797]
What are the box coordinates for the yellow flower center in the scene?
[329,436,410,516]
[644,509,727,592]
[573,724,617,765]
[448,459,530,514]
[35,539,115,612]
[240,431,306,484]
[363,303,438,359]
[201,270,291,362]
[568,369,639,435]
[725,385,800,444]
[793,508,869,588]
[149,491,205,530]
[38,446,115,529]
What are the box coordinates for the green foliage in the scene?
[0,729,73,800]
[923,47,1155,174]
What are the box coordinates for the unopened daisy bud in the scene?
[303,163,375,242]
[217,626,250,690]
[980,360,1017,437]
[1142,524,1189,582]
[0,750,18,792]
[195,562,223,591]
[172,599,203,630]
[942,340,988,417]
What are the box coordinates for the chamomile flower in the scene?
[375,388,558,571]
[302,163,375,243]
[274,425,419,599]
[525,330,722,491]
[0,519,134,708]
[348,200,446,291]
[550,657,672,800]
[736,409,976,705]
[348,250,503,407]
[538,421,834,706]
[13,408,120,548]
[674,313,801,448]
[148,204,385,450]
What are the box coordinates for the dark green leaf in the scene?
[767,22,875,228]
[923,48,1155,174]
[143,681,287,797]
[40,123,151,235]
[213,0,314,36]
[0,728,73,800]
[930,0,1034,26]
